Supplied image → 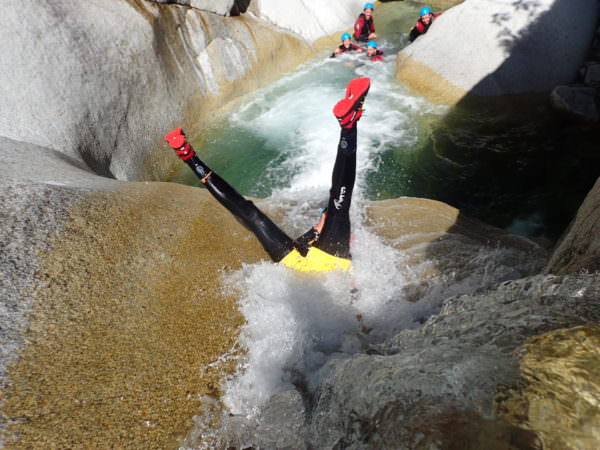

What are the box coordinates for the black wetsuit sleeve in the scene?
[183,155,295,262]
[409,26,420,42]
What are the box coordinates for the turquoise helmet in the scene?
[364,3,375,11]
[367,40,378,48]
[420,7,432,16]
[341,32,351,41]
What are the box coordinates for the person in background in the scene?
[366,40,383,62]
[354,3,377,42]
[409,6,441,42]
[332,32,363,57]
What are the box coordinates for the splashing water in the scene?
[181,4,549,445]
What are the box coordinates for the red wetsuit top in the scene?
[369,50,384,62]
[409,13,441,42]
[354,13,375,42]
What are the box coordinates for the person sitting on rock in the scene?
[409,7,441,42]
[366,41,383,62]
[331,33,363,57]
[354,3,377,42]
[164,78,371,273]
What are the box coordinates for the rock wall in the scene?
[545,176,600,275]
[396,0,599,104]
[496,324,600,450]
[0,0,311,182]
[551,18,600,122]
[249,0,366,42]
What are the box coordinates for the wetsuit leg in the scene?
[313,126,357,259]
[185,155,295,262]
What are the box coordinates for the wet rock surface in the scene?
[365,197,548,304]
[497,324,600,450]
[0,183,82,392]
[0,179,266,448]
[217,273,600,448]
[0,112,265,448]
[545,177,600,275]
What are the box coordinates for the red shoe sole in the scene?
[333,77,370,119]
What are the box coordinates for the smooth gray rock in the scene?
[0,0,187,179]
[149,0,236,16]
[0,0,305,181]
[546,176,600,274]
[397,0,599,102]
[551,85,600,122]
[308,273,600,448]
[0,137,118,392]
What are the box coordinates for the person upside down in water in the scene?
[164,77,370,273]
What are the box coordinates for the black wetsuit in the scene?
[331,43,361,58]
[182,126,358,262]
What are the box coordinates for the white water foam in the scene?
[218,222,544,419]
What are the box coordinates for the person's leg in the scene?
[313,126,357,258]
[313,77,369,259]
[165,128,295,262]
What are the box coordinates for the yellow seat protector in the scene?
[280,247,351,273]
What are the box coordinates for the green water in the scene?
[175,1,599,240]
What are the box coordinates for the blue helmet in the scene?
[341,32,351,41]
[364,3,375,11]
[420,7,432,16]
[367,40,378,49]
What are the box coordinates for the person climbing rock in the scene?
[366,41,384,62]
[331,33,363,57]
[409,6,441,42]
[164,77,371,273]
[354,3,377,42]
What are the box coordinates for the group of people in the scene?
[331,3,382,62]
[164,4,443,275]
[331,3,440,62]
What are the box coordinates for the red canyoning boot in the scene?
[164,127,195,160]
[333,77,370,128]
